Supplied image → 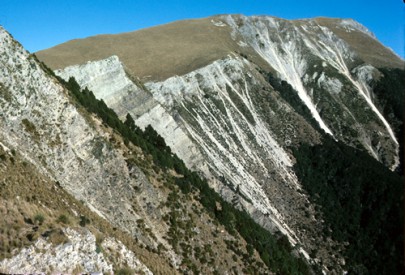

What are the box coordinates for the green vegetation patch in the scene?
[373,68,405,174]
[0,83,13,102]
[293,136,404,274]
[21,118,40,141]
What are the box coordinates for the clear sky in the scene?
[1,0,404,58]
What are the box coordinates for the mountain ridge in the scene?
[36,14,404,82]
[1,13,404,273]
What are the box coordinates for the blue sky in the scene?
[1,0,404,58]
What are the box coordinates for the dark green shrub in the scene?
[56,214,69,224]
[293,136,404,273]
[34,213,45,225]
[79,215,90,227]
[116,267,134,275]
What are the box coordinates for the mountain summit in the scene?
[37,15,403,81]
[1,14,404,274]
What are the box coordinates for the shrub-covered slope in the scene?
[293,136,403,274]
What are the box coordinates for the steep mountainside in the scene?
[1,26,305,274]
[41,14,404,274]
[0,142,156,274]
[39,15,403,168]
[2,13,404,274]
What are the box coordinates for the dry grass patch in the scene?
[0,141,177,274]
[37,16,241,81]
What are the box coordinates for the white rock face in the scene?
[55,48,399,270]
[0,26,161,269]
[55,55,156,118]
[57,56,131,100]
[224,15,334,136]
[317,72,343,94]
[146,56,304,243]
[135,104,206,170]
[102,237,153,275]
[223,14,399,168]
[55,55,205,170]
[0,228,152,274]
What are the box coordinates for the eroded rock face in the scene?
[54,54,333,267]
[56,55,156,118]
[0,27,166,268]
[1,27,270,274]
[1,27,145,233]
[0,228,152,274]
[143,56,333,263]
[223,15,399,168]
[55,55,206,173]
[52,15,401,171]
